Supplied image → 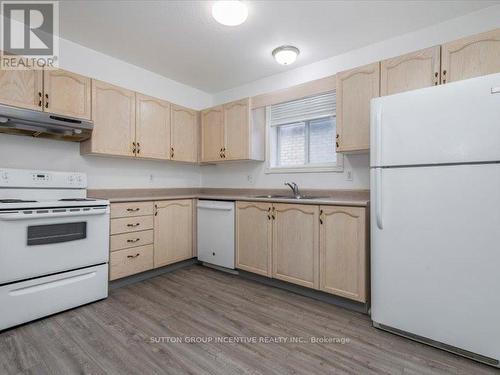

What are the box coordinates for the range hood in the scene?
[0,104,93,142]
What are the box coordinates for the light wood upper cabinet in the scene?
[154,200,193,268]
[319,206,368,302]
[43,69,91,119]
[442,28,500,84]
[81,80,135,157]
[381,46,440,96]
[135,93,171,160]
[170,104,198,163]
[336,62,380,153]
[201,98,264,162]
[201,106,224,162]
[236,201,272,277]
[272,203,319,289]
[0,68,42,111]
[224,98,250,160]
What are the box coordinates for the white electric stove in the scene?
[0,168,110,331]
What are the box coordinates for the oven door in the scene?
[0,206,110,284]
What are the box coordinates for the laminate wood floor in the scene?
[0,265,497,375]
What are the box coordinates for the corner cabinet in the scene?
[380,46,441,96]
[135,93,171,160]
[154,200,194,267]
[201,98,264,163]
[336,62,380,153]
[272,203,320,289]
[236,201,272,277]
[319,206,368,302]
[441,28,500,84]
[170,104,198,163]
[81,80,136,157]
[201,106,224,162]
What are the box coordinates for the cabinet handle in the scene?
[127,238,140,243]
[126,223,140,227]
[44,93,49,108]
[38,92,42,107]
[267,207,271,220]
[170,147,174,158]
[126,207,140,212]
[271,207,276,220]
[154,204,158,216]
[132,142,136,154]
[127,253,140,259]
[336,141,340,149]
[434,72,439,86]
[223,147,226,159]
[442,70,447,84]
[319,209,324,225]
[219,148,224,159]
[137,142,141,154]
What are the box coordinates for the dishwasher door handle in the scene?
[197,206,233,211]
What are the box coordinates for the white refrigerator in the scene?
[370,73,500,367]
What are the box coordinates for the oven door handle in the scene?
[0,208,109,221]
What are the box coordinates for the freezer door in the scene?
[371,163,500,361]
[370,72,500,167]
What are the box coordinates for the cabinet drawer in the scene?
[109,245,154,280]
[110,230,154,252]
[110,201,154,218]
[110,215,153,235]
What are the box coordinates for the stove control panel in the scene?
[0,169,87,188]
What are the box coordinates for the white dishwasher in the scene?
[197,200,235,269]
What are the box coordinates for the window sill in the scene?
[265,164,344,174]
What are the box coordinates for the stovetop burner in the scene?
[0,199,38,203]
[58,198,96,202]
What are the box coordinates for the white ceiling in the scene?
[59,0,500,93]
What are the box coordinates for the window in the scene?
[266,91,342,173]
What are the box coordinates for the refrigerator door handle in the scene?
[375,105,383,166]
[375,168,383,230]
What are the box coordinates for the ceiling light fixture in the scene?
[272,45,300,65]
[212,1,248,26]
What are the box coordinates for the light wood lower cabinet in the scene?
[154,200,193,268]
[272,203,319,289]
[110,244,154,281]
[235,201,368,302]
[236,201,272,277]
[319,206,368,302]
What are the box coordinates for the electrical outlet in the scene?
[345,169,353,181]
[246,174,254,184]
[149,174,154,183]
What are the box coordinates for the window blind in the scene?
[269,91,336,127]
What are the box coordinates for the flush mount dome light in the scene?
[212,1,248,26]
[272,45,300,65]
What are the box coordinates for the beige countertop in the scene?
[88,188,370,207]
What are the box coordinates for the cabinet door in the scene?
[201,106,224,162]
[81,80,135,157]
[442,28,500,84]
[236,201,272,277]
[154,200,193,268]
[381,46,440,96]
[272,203,319,289]
[43,69,91,119]
[170,105,198,162]
[135,93,171,160]
[0,68,42,110]
[319,206,367,302]
[336,62,380,152]
[224,98,250,160]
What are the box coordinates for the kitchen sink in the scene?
[251,195,327,200]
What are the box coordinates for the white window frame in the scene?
[265,105,343,174]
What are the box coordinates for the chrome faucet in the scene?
[284,182,301,199]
